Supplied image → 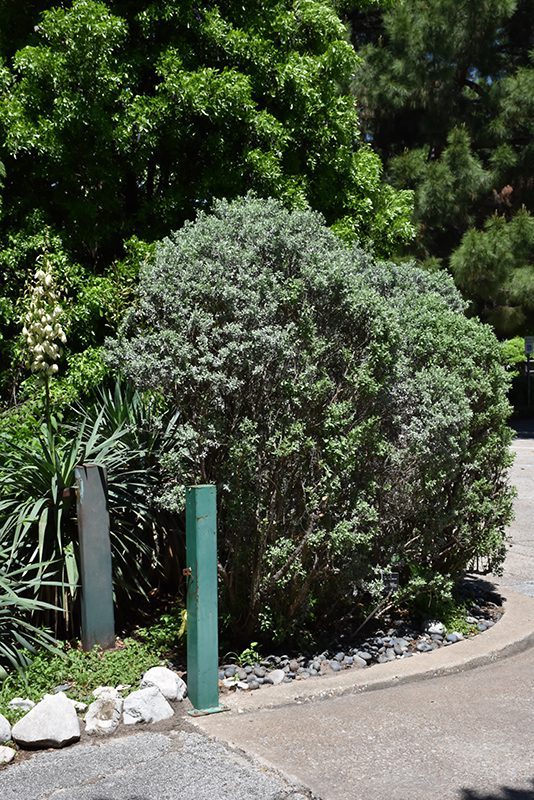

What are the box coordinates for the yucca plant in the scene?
[0,548,60,671]
[0,396,165,637]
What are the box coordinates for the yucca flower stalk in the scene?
[22,252,66,417]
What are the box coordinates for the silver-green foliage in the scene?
[108,196,513,641]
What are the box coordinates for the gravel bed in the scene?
[218,594,503,694]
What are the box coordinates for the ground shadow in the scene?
[460,779,534,800]
[511,418,534,439]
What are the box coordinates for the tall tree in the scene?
[350,0,534,335]
[0,0,413,408]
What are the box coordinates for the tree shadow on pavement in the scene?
[460,780,534,799]
[511,419,534,439]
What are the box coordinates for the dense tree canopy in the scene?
[351,0,534,336]
[0,0,413,411]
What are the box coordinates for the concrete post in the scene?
[75,464,115,650]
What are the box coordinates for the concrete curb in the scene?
[208,586,534,717]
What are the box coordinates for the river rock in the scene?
[85,689,123,736]
[0,713,11,744]
[123,686,174,725]
[0,745,15,765]
[266,668,285,686]
[141,666,187,701]
[11,693,80,749]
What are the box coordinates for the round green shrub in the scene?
[108,196,513,643]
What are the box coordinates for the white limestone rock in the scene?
[123,686,174,725]
[8,698,35,713]
[426,621,446,636]
[92,686,121,699]
[85,689,123,736]
[140,667,187,701]
[0,745,15,765]
[11,693,80,749]
[67,699,87,713]
[0,713,11,744]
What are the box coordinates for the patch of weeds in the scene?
[0,638,162,724]
[223,641,262,667]
[430,598,478,637]
[135,607,187,656]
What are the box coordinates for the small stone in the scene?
[224,666,236,678]
[466,616,478,624]
[430,634,444,642]
[334,652,345,662]
[0,746,15,765]
[343,656,354,666]
[68,700,88,713]
[477,622,488,632]
[393,644,404,655]
[427,621,446,636]
[385,648,396,661]
[237,668,247,680]
[93,686,119,699]
[236,681,250,690]
[254,666,266,678]
[357,651,372,662]
[52,683,73,694]
[446,632,463,643]
[12,693,80,749]
[289,659,300,673]
[8,698,35,713]
[218,670,225,680]
[222,678,237,689]
[244,666,253,674]
[485,620,495,628]
[267,669,285,686]
[140,667,187,701]
[377,654,389,664]
[353,656,367,668]
[330,660,341,672]
[249,681,260,690]
[0,713,11,744]
[416,642,432,652]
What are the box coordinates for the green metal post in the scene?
[75,464,115,651]
[185,485,226,715]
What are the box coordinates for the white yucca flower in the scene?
[23,255,67,377]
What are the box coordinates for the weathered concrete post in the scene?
[75,464,115,650]
[185,484,226,715]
